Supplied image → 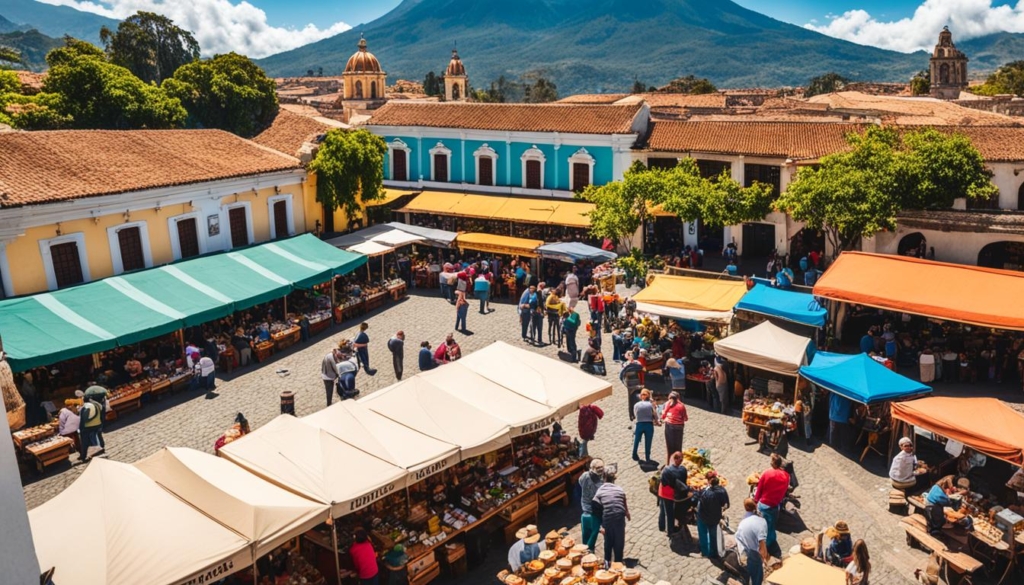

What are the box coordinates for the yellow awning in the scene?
[491,198,559,224]
[649,203,676,218]
[548,201,594,228]
[398,191,464,214]
[365,188,415,208]
[398,191,594,228]
[633,274,748,313]
[456,233,543,258]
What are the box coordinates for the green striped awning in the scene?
[0,234,366,372]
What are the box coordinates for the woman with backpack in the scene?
[696,472,730,558]
[657,451,689,538]
[563,309,581,362]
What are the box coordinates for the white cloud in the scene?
[36,0,351,58]
[806,0,1024,53]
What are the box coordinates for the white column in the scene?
[0,418,39,582]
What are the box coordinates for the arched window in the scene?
[388,138,411,182]
[473,144,498,186]
[452,83,460,100]
[370,81,377,99]
[939,63,950,85]
[520,145,546,190]
[568,147,596,192]
[429,142,452,183]
[355,80,363,99]
[897,233,927,257]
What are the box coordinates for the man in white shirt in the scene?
[198,356,216,391]
[564,267,580,309]
[735,498,768,585]
[890,437,924,490]
[321,348,341,406]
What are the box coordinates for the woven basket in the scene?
[7,404,26,431]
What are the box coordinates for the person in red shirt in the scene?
[660,391,688,462]
[753,454,790,558]
[577,403,604,457]
[350,528,379,584]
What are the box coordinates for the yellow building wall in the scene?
[6,183,309,296]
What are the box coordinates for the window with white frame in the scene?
[39,232,90,290]
[520,145,546,190]
[473,144,499,186]
[268,195,295,240]
[169,213,203,260]
[429,142,451,182]
[388,139,411,182]
[568,147,596,192]
[107,221,153,274]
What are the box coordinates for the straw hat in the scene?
[834,521,851,535]
[515,524,540,544]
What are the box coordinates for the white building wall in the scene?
[0,417,39,584]
[864,226,1024,266]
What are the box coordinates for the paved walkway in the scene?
[21,289,1016,585]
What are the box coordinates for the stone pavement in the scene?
[21,289,1009,584]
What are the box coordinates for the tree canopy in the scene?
[972,60,1024,97]
[0,46,22,65]
[804,72,849,97]
[581,159,774,251]
[777,126,998,256]
[100,11,200,84]
[308,129,388,222]
[162,52,278,137]
[41,36,185,129]
[910,70,930,96]
[660,75,717,95]
[423,71,441,96]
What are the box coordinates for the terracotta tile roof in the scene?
[807,92,1018,126]
[252,109,334,158]
[0,129,301,208]
[367,102,644,134]
[557,93,629,104]
[935,126,1024,162]
[618,93,728,109]
[645,121,866,160]
[13,70,45,94]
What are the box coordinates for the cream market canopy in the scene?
[713,321,814,377]
[218,414,408,518]
[457,341,613,420]
[135,447,330,558]
[359,376,512,459]
[632,274,748,323]
[29,458,250,585]
[0,234,366,371]
[303,401,460,479]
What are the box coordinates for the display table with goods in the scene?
[387,278,408,301]
[12,421,74,473]
[271,323,302,351]
[148,368,191,398]
[105,381,148,420]
[497,556,644,585]
[681,448,729,491]
[307,309,334,337]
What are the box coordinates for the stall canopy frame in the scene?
[0,234,366,372]
[799,352,931,405]
[384,222,457,248]
[891,397,1024,466]
[735,284,827,328]
[813,252,1024,331]
[397,191,594,228]
[455,233,543,258]
[29,458,251,585]
[536,242,617,264]
[632,273,748,323]
[712,321,814,377]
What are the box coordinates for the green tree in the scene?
[0,46,21,65]
[581,161,662,251]
[524,76,557,103]
[777,126,998,256]
[910,70,930,96]
[100,12,200,85]
[163,52,278,137]
[631,78,646,93]
[423,71,440,96]
[804,72,849,97]
[662,75,717,94]
[309,129,388,222]
[42,37,186,129]
[660,159,775,228]
[973,60,1024,96]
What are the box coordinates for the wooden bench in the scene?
[937,550,982,585]
[903,522,948,554]
[889,489,908,514]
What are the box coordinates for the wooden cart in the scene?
[308,316,332,337]
[24,436,74,473]
[255,340,275,362]
[273,327,302,351]
[149,377,172,399]
[389,283,408,301]
[107,388,143,420]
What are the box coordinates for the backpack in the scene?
[648,471,662,496]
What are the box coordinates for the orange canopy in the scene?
[814,252,1024,331]
[890,397,1024,466]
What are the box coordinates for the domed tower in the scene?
[444,48,468,102]
[343,34,387,107]
[929,26,968,100]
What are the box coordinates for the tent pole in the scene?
[283,295,288,317]
[252,543,259,585]
[330,278,336,318]
[331,512,343,585]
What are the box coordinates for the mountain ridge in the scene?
[0,0,118,47]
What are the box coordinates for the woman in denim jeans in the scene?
[632,389,657,462]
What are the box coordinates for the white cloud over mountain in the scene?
[36,0,351,58]
[807,0,1024,53]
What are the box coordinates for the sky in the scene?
[34,0,1024,58]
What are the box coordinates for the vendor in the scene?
[350,528,379,585]
[924,476,969,536]
[508,524,544,572]
[890,437,927,491]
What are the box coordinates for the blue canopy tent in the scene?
[799,352,932,405]
[735,284,827,328]
[536,242,616,264]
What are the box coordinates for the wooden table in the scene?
[24,436,74,473]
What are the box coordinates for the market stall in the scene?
[734,284,827,333]
[385,222,458,249]
[455,233,543,259]
[29,458,251,585]
[631,274,748,323]
[799,352,931,461]
[11,420,74,473]
[889,397,1024,583]
[714,322,814,439]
